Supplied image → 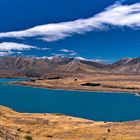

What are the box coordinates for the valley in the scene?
[1,56,140,140]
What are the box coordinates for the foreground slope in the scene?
[0,105,140,140]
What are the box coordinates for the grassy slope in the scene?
[0,106,140,140]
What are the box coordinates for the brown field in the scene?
[14,73,140,95]
[0,105,140,140]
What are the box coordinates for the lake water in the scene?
[0,78,140,122]
[0,78,29,83]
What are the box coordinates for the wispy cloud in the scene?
[0,42,38,51]
[69,52,78,56]
[76,57,110,63]
[51,53,65,56]
[59,49,78,56]
[0,51,13,56]
[91,58,110,63]
[0,42,50,51]
[59,49,75,53]
[0,42,50,56]
[0,2,140,42]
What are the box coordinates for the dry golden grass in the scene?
[0,105,140,140]
[16,74,140,94]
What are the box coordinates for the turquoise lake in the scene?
[0,78,140,122]
[0,78,29,83]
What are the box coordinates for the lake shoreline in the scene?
[3,83,139,122]
[1,76,140,139]
[10,73,140,97]
[12,79,140,97]
[2,73,140,96]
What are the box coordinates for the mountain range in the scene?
[0,56,140,77]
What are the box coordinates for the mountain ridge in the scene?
[0,56,140,77]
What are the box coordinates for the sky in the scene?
[0,0,140,63]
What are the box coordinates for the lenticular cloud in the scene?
[0,2,140,42]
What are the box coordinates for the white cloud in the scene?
[0,42,50,56]
[0,51,13,56]
[0,42,50,51]
[0,50,23,56]
[59,49,77,56]
[69,52,77,56]
[91,59,110,63]
[0,2,140,42]
[0,42,37,56]
[59,49,75,53]
[40,47,51,50]
[0,42,38,51]
[51,53,65,56]
[75,57,110,63]
[75,57,87,60]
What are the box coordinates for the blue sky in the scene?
[0,0,140,62]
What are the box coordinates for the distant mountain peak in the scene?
[119,57,132,62]
[1,55,140,77]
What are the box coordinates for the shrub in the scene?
[24,135,32,140]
